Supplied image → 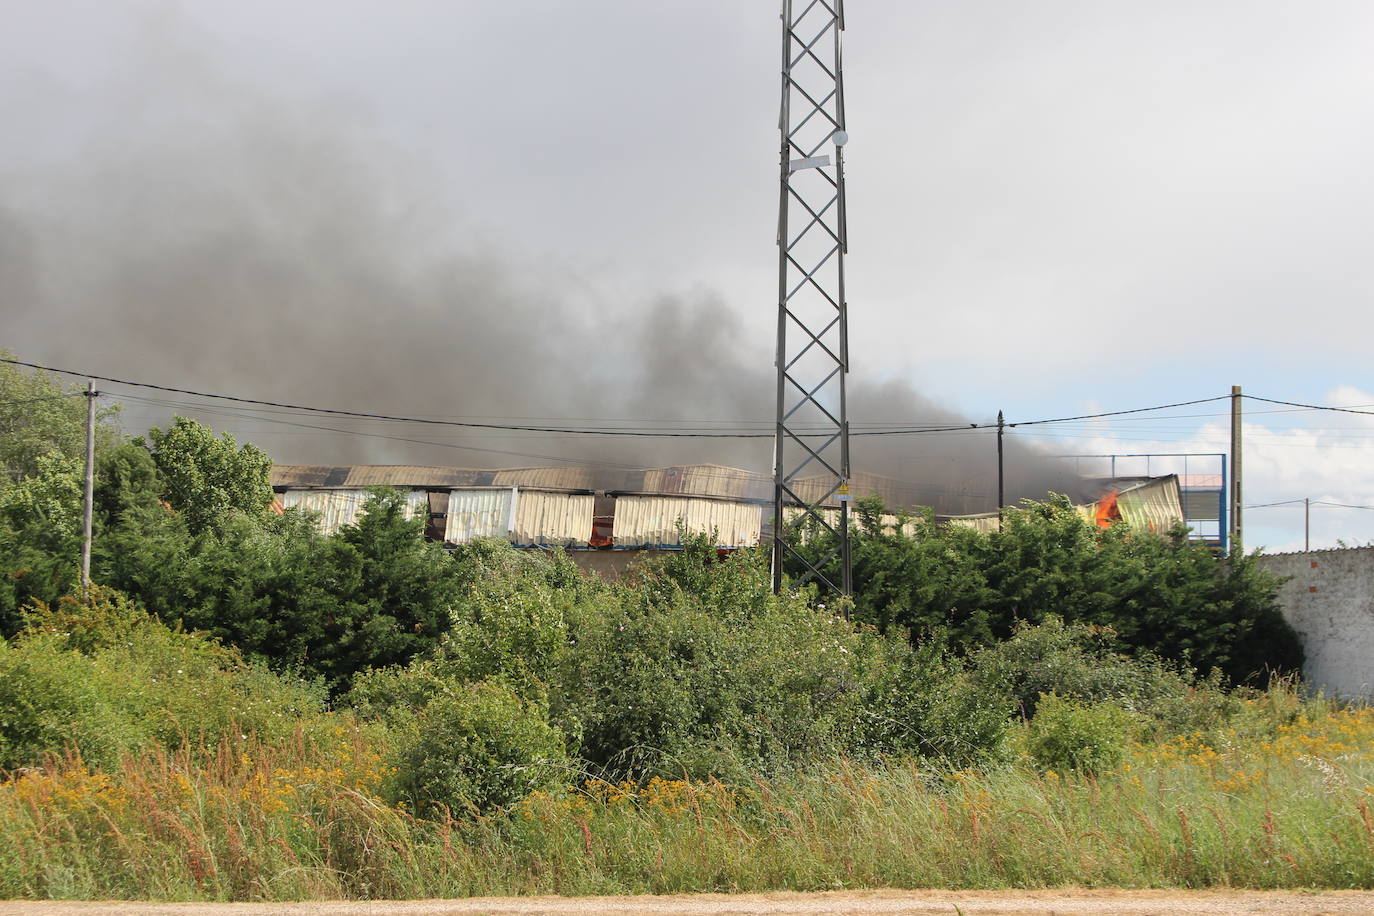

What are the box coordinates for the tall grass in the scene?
[3,700,1373,901]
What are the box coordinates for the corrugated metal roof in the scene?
[637,465,772,500]
[281,489,428,535]
[791,470,965,511]
[614,496,763,548]
[273,463,771,500]
[272,465,494,488]
[490,467,605,491]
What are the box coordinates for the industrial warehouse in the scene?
[271,463,1194,576]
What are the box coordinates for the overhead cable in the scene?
[1243,395,1374,417]
[0,355,1243,440]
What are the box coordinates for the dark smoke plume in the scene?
[0,25,1080,514]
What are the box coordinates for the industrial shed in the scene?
[271,465,1188,579]
[270,464,774,558]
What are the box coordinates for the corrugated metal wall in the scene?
[614,496,763,548]
[281,489,428,535]
[445,488,516,543]
[945,513,1002,534]
[512,491,595,547]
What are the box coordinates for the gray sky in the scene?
[3,1,1374,547]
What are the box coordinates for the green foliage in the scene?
[855,635,1014,766]
[0,636,134,771]
[96,490,463,691]
[386,680,567,815]
[0,452,86,634]
[0,451,83,540]
[346,539,1013,781]
[0,587,331,771]
[967,616,1191,718]
[0,359,127,629]
[0,353,119,486]
[796,494,1303,684]
[141,417,272,535]
[438,539,589,697]
[1027,693,1136,774]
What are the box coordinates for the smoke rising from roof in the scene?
[1,23,1079,514]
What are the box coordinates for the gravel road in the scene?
[3,890,1374,916]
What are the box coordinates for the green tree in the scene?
[0,452,86,634]
[97,489,462,691]
[0,353,119,485]
[141,417,272,535]
[0,357,123,631]
[790,494,1302,685]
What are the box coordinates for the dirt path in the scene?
[4,890,1374,916]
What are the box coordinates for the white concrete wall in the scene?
[1259,547,1374,698]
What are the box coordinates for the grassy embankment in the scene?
[2,691,1372,900]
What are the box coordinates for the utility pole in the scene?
[1229,385,1242,555]
[996,410,1005,520]
[80,381,95,589]
[772,0,852,596]
[1305,497,1310,552]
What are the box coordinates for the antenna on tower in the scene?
[772,0,852,597]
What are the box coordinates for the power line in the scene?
[1246,499,1374,511]
[1244,394,1374,417]
[14,356,1358,449]
[115,393,650,470]
[8,355,1240,440]
[1005,396,1232,427]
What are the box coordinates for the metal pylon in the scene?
[772,0,851,596]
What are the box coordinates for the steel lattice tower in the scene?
[772,0,851,596]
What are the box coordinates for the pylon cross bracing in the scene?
[772,0,851,596]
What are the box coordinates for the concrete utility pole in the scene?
[1305,497,1310,553]
[1229,385,1242,555]
[772,0,852,596]
[80,381,95,589]
[996,410,1005,520]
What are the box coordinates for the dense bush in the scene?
[966,616,1191,718]
[385,680,568,815]
[95,488,464,691]
[1027,693,1137,774]
[0,587,331,772]
[348,538,1015,782]
[794,495,1303,684]
[0,638,133,771]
